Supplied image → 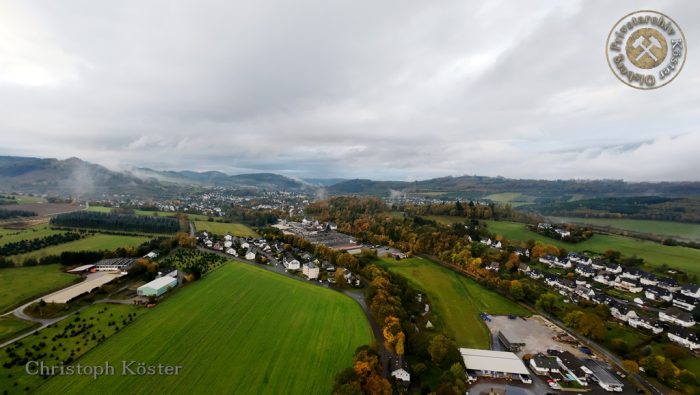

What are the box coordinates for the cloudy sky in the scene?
[1,1,698,181]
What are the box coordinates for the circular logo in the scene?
[606,10,686,89]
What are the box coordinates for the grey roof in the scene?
[582,359,623,386]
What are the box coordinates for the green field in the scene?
[0,304,142,393]
[0,225,63,246]
[14,195,48,204]
[37,262,373,394]
[11,234,150,264]
[483,192,535,207]
[484,220,700,278]
[550,217,700,242]
[379,257,528,348]
[0,316,37,343]
[0,265,77,313]
[194,220,258,237]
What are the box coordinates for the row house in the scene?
[659,308,695,328]
[667,326,700,350]
[672,293,697,312]
[610,303,639,323]
[644,286,673,302]
[628,316,664,335]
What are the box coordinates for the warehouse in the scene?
[137,276,177,297]
[459,348,531,382]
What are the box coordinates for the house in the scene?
[487,262,500,272]
[213,242,223,251]
[544,274,560,287]
[144,251,159,259]
[575,278,588,287]
[628,316,663,334]
[557,279,576,293]
[614,277,643,293]
[540,255,572,269]
[657,277,681,292]
[591,294,613,305]
[529,353,561,375]
[582,359,624,393]
[640,272,658,286]
[302,263,320,280]
[539,255,559,266]
[610,303,638,322]
[223,240,233,249]
[590,259,606,270]
[551,350,587,386]
[672,293,697,311]
[245,249,257,261]
[575,285,595,300]
[514,248,530,257]
[223,234,233,241]
[575,265,596,278]
[567,253,592,266]
[225,248,238,257]
[620,268,643,281]
[681,284,700,299]
[667,325,700,350]
[555,228,571,238]
[645,285,673,302]
[391,368,410,383]
[517,263,531,274]
[283,254,301,270]
[204,239,213,248]
[529,270,544,280]
[659,308,695,327]
[605,263,622,274]
[594,272,615,286]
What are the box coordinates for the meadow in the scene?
[0,225,63,246]
[549,217,700,242]
[0,265,77,313]
[378,256,528,348]
[0,316,37,344]
[194,220,258,237]
[483,192,535,207]
[10,234,150,264]
[483,220,700,278]
[37,262,373,395]
[0,304,142,393]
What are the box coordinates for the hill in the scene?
[133,167,308,190]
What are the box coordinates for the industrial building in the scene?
[459,348,531,382]
[582,359,624,392]
[137,275,177,297]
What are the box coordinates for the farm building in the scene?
[67,264,95,273]
[459,348,530,382]
[94,258,137,272]
[137,276,177,297]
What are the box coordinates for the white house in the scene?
[283,254,301,270]
[225,248,238,257]
[614,278,643,293]
[645,286,673,302]
[681,284,700,299]
[610,304,638,323]
[575,266,596,278]
[530,354,561,375]
[667,326,699,350]
[302,263,320,280]
[391,368,411,383]
[628,316,663,334]
[672,294,697,311]
[245,249,257,261]
[659,308,695,328]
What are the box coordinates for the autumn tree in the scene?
[428,334,453,364]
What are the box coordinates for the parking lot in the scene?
[485,315,588,359]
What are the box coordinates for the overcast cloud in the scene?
[1,0,698,181]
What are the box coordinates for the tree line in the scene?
[50,211,181,234]
[0,209,37,219]
[0,232,81,257]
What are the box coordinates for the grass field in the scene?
[0,265,77,313]
[0,225,63,246]
[378,256,528,348]
[483,220,700,278]
[10,234,150,264]
[483,192,535,207]
[0,316,38,343]
[14,195,48,204]
[0,304,142,393]
[37,262,373,395]
[194,220,258,237]
[549,217,700,242]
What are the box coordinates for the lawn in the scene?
[484,220,700,278]
[37,262,373,395]
[10,234,150,264]
[0,304,142,393]
[0,225,63,246]
[0,316,38,344]
[194,220,258,237]
[0,265,77,313]
[549,217,700,242]
[378,256,528,348]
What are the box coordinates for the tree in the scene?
[578,312,604,340]
[509,280,524,300]
[428,334,453,364]
[364,374,391,395]
[536,293,558,313]
[622,360,639,374]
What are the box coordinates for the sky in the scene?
[1,0,699,181]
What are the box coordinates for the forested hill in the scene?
[327,176,700,199]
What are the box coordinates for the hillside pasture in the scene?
[379,256,528,348]
[484,220,700,278]
[37,262,373,395]
[0,265,77,313]
[0,225,63,246]
[194,220,258,237]
[549,217,700,242]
